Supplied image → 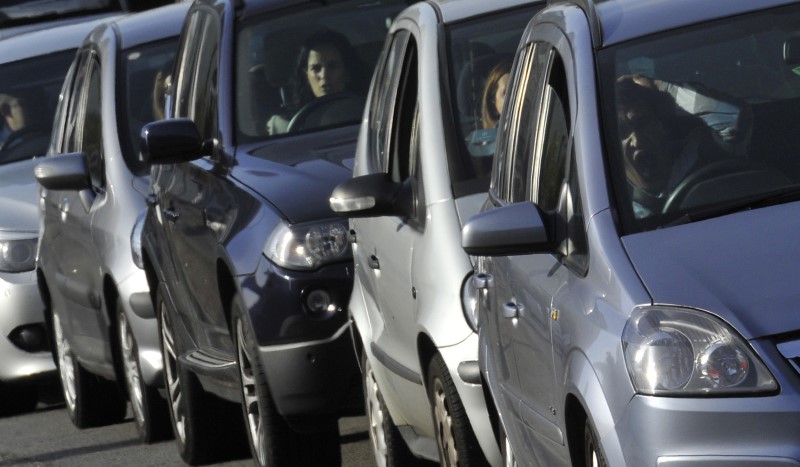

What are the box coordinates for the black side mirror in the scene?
[330,173,412,218]
[141,118,203,165]
[461,202,552,256]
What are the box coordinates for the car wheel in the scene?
[53,309,126,428]
[363,353,421,466]
[157,293,220,464]
[427,353,488,467]
[233,293,340,466]
[117,301,170,443]
[584,419,607,467]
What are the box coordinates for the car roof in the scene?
[431,0,546,24]
[577,0,799,47]
[93,2,189,50]
[0,13,121,65]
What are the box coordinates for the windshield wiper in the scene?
[664,183,800,227]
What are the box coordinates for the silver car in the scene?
[462,0,800,465]
[0,13,115,417]
[329,0,543,464]
[34,3,186,442]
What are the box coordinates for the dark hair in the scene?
[291,29,365,107]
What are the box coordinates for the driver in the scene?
[616,75,728,218]
[266,29,364,135]
[0,92,49,164]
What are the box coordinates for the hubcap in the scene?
[53,312,77,412]
[237,318,267,465]
[364,361,388,467]
[120,312,145,428]
[432,378,458,466]
[160,306,185,443]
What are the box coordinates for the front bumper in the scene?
[0,270,56,383]
[238,256,361,423]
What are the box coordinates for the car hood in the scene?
[621,202,800,340]
[0,158,40,233]
[232,131,356,224]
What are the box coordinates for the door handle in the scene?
[367,254,380,270]
[163,208,179,222]
[503,301,522,319]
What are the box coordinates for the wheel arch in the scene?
[102,274,125,388]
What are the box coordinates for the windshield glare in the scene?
[600,4,800,233]
[235,0,407,144]
[0,50,75,166]
[446,6,538,197]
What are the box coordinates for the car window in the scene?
[81,56,104,189]
[120,38,179,176]
[599,3,800,233]
[445,4,542,198]
[0,48,75,165]
[234,0,408,145]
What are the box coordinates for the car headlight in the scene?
[264,219,350,270]
[131,209,146,269]
[622,306,777,396]
[0,237,38,273]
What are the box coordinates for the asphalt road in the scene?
[0,382,376,466]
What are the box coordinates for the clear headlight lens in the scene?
[264,219,350,270]
[0,237,38,272]
[622,306,777,396]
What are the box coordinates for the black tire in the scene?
[52,309,126,428]
[0,383,38,417]
[363,353,421,467]
[157,289,223,465]
[427,353,489,467]
[583,419,607,467]
[117,300,171,443]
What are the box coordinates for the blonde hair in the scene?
[481,60,511,129]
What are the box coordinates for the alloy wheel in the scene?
[236,318,268,465]
[432,377,458,465]
[364,360,388,467]
[53,311,77,412]
[119,311,145,428]
[160,306,185,443]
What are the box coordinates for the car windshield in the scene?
[120,38,178,176]
[599,3,800,234]
[235,0,407,144]
[231,0,407,142]
[445,6,538,197]
[0,50,75,166]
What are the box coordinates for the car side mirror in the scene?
[141,118,203,165]
[33,152,95,211]
[329,173,413,219]
[461,201,552,256]
[784,36,800,66]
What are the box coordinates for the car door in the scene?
[352,30,427,403]
[158,7,234,356]
[48,50,111,364]
[485,36,589,464]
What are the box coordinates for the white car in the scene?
[329,0,543,464]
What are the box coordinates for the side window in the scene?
[64,54,90,154]
[367,30,409,174]
[387,36,424,229]
[174,11,202,120]
[190,12,219,142]
[81,57,104,189]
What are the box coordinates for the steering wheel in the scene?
[286,92,362,133]
[662,158,784,213]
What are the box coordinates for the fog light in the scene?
[9,324,48,352]
[305,289,337,318]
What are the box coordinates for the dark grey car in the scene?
[139,0,409,464]
[463,0,800,465]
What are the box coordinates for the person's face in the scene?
[306,45,347,98]
[494,73,510,117]
[0,98,26,131]
[619,102,671,192]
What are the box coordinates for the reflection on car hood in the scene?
[0,158,40,233]
[233,132,356,224]
[622,202,800,340]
